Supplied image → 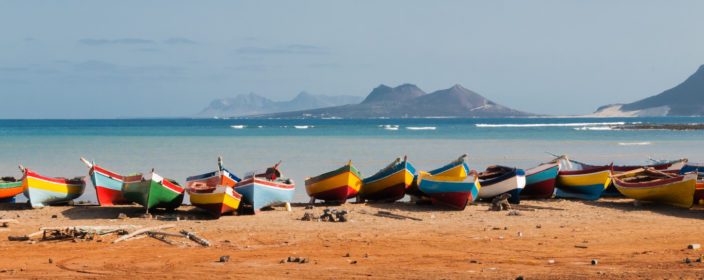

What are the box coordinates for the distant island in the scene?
[200,84,532,118]
[592,64,704,117]
[197,92,362,118]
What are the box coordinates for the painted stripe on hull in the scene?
[478,174,526,204]
[24,185,83,208]
[555,183,607,200]
[122,179,184,210]
[189,190,241,217]
[418,175,479,210]
[556,167,611,200]
[361,164,414,201]
[309,185,359,202]
[234,180,295,213]
[0,181,23,199]
[96,186,130,206]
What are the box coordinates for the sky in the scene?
[1,0,704,118]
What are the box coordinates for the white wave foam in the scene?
[476,122,626,128]
[230,125,246,129]
[573,126,613,131]
[294,125,313,129]
[380,125,399,131]
[618,142,652,146]
[406,126,436,130]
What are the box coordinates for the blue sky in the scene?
[1,0,703,118]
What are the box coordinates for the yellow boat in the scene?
[305,161,363,202]
[360,157,415,201]
[612,168,696,208]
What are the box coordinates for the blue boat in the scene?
[417,171,480,210]
[234,164,294,214]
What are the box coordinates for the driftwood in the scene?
[8,230,43,241]
[511,204,565,211]
[180,230,211,247]
[374,211,422,221]
[112,224,175,243]
[40,225,138,236]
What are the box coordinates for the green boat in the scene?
[1,176,23,203]
[121,170,184,212]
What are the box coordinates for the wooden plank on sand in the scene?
[112,224,175,243]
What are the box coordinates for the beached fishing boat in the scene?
[80,158,129,206]
[407,154,470,199]
[121,169,184,212]
[555,160,612,200]
[520,162,560,199]
[21,167,86,208]
[567,158,687,196]
[305,161,363,202]
[0,176,23,203]
[612,168,696,208]
[234,162,295,214]
[185,157,242,217]
[360,156,416,201]
[679,163,704,204]
[416,170,480,210]
[477,166,526,204]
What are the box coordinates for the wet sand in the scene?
[1,199,704,279]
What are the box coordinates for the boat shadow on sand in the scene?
[580,198,704,221]
[361,201,471,212]
[59,205,222,221]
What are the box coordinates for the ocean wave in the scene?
[406,126,436,130]
[294,125,313,129]
[573,126,613,131]
[230,125,246,129]
[476,122,626,128]
[380,125,399,131]
[618,142,652,146]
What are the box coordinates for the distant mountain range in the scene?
[197,92,363,117]
[593,65,704,117]
[237,84,532,118]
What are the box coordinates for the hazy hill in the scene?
[593,65,704,116]
[197,92,362,117]
[250,84,532,118]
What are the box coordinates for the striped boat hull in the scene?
[478,167,526,204]
[361,160,415,201]
[555,165,612,200]
[234,177,295,214]
[122,172,184,211]
[89,165,129,206]
[520,163,559,199]
[417,172,480,210]
[186,169,241,217]
[22,169,86,208]
[408,160,469,198]
[613,171,696,208]
[0,180,23,201]
[305,164,362,202]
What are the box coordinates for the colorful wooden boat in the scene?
[121,169,184,212]
[80,158,129,206]
[679,163,704,205]
[570,158,687,196]
[416,170,480,210]
[305,161,363,202]
[477,165,526,204]
[186,158,242,217]
[360,156,416,201]
[21,167,86,208]
[612,168,696,208]
[555,160,612,200]
[520,162,560,199]
[234,163,295,214]
[0,176,23,202]
[407,154,470,199]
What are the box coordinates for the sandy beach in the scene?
[0,199,703,279]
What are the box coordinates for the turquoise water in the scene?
[2,117,704,202]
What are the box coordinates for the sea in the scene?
[2,117,704,203]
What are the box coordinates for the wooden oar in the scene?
[611,167,646,179]
[647,168,678,178]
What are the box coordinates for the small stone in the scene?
[140,213,152,219]
[300,258,309,264]
[117,213,128,219]
[689,263,695,267]
[287,256,295,262]
[364,253,369,258]
[548,259,555,264]
[344,253,350,257]
[504,227,508,230]
[51,215,58,219]
[507,210,522,216]
[517,232,523,237]
[688,244,701,250]
[591,259,598,265]
[223,240,230,243]
[536,224,542,229]
[305,205,314,209]
[516,276,524,280]
[350,260,357,264]
[48,258,53,264]
[293,257,301,263]
[470,260,478,263]
[686,258,692,264]
[280,259,286,264]
[497,236,504,240]
[219,255,230,262]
